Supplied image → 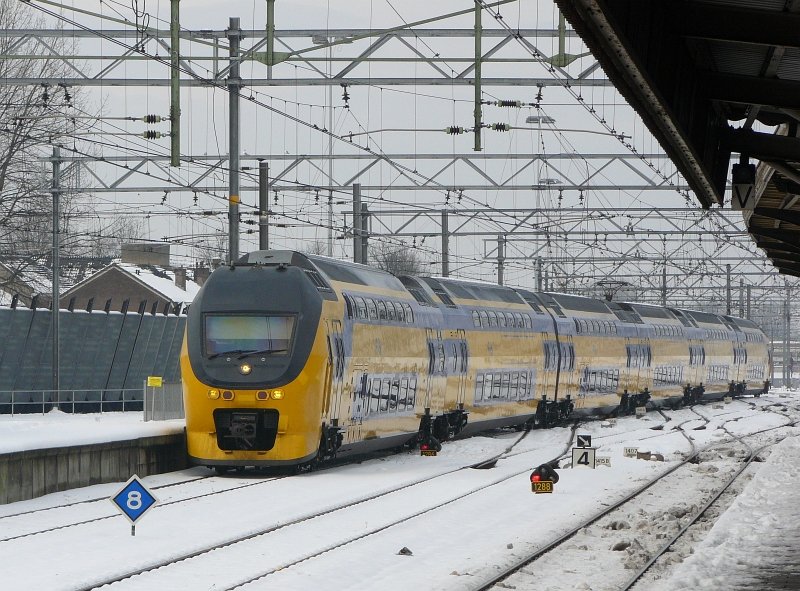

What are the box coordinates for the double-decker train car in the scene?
[180,250,771,471]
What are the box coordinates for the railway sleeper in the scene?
[617,389,651,416]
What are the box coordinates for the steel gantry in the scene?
[3,0,798,325]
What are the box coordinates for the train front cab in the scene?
[182,252,334,469]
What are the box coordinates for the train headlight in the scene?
[222,390,235,400]
[207,389,220,400]
[238,362,252,375]
[271,389,284,400]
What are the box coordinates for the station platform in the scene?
[0,412,186,504]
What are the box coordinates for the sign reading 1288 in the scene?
[111,475,158,525]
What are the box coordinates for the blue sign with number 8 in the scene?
[111,475,158,524]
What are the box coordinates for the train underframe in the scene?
[206,379,771,471]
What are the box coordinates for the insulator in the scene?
[494,100,522,108]
[142,114,163,124]
[445,126,465,135]
[142,130,163,139]
[490,123,510,132]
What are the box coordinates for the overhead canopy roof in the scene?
[556,0,800,277]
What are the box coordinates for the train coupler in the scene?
[317,423,344,461]
[534,395,574,428]
[729,381,747,397]
[617,389,650,415]
[683,383,705,405]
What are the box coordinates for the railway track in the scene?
[3,395,795,591]
[66,426,578,590]
[476,409,798,591]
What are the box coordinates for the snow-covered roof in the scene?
[0,257,109,297]
[117,262,201,305]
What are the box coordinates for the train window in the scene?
[488,312,498,328]
[386,301,397,321]
[399,378,409,410]
[499,313,508,328]
[361,379,372,416]
[403,303,414,324]
[388,380,399,412]
[380,379,391,412]
[523,314,532,329]
[354,297,367,319]
[491,374,502,399]
[408,376,417,409]
[335,338,345,378]
[369,379,381,414]
[460,342,469,372]
[343,295,354,318]
[436,342,446,373]
[472,310,481,328]
[689,345,706,366]
[499,373,509,398]
[475,374,484,401]
[512,312,523,328]
[479,310,489,328]
[204,314,295,357]
[560,343,575,371]
[543,341,556,370]
[367,299,378,321]
[377,300,388,321]
[520,371,528,398]
[510,372,519,399]
[506,312,516,328]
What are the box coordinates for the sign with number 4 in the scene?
[111,475,158,535]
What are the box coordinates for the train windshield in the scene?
[204,315,295,357]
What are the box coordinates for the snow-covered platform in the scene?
[0,412,185,504]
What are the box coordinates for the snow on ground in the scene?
[0,410,183,454]
[649,432,800,591]
[0,391,798,591]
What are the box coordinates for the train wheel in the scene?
[214,466,230,476]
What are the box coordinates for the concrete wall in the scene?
[0,434,188,504]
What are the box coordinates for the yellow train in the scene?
[181,250,771,471]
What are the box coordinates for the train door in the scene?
[456,329,468,406]
[540,336,557,400]
[324,320,345,425]
[641,337,653,391]
[425,329,445,410]
[559,334,577,402]
[345,369,367,444]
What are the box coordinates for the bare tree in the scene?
[303,240,328,256]
[369,240,426,276]
[0,0,95,292]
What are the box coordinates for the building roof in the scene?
[60,262,201,306]
[0,258,93,297]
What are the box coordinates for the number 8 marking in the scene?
[127,491,142,510]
